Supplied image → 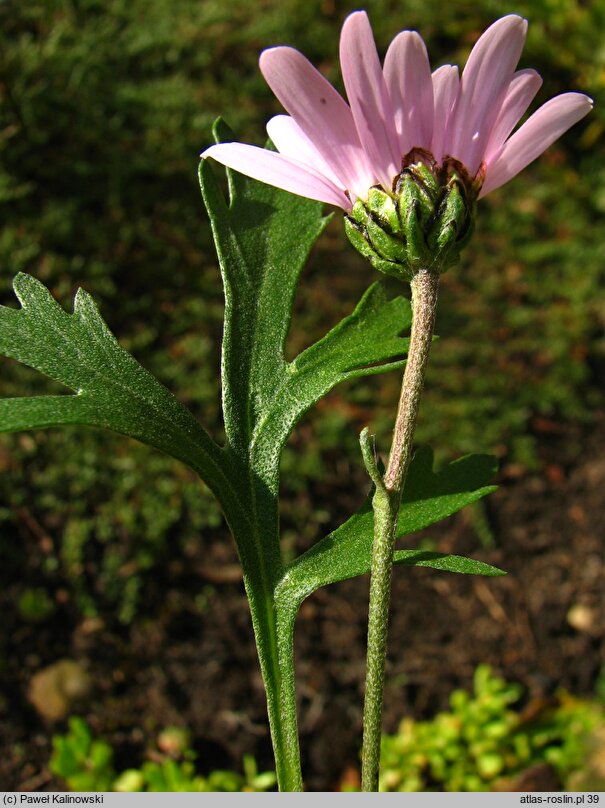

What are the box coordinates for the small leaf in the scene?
[276,449,501,608]
[397,446,498,536]
[0,274,231,500]
[393,550,503,576]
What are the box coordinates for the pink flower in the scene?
[202,13,592,211]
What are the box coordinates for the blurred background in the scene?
[0,0,604,792]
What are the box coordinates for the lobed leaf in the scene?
[199,119,330,465]
[200,119,411,495]
[0,273,230,499]
[276,448,502,610]
[250,282,410,470]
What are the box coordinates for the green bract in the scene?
[345,153,478,281]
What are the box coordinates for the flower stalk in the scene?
[360,268,439,792]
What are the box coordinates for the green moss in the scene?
[376,666,603,792]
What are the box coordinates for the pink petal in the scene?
[259,46,374,199]
[266,115,344,189]
[384,30,434,156]
[480,93,593,197]
[339,11,400,191]
[484,69,543,164]
[202,142,352,210]
[446,15,528,175]
[431,65,459,163]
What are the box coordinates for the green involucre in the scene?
[345,155,477,280]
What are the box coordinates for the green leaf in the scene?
[392,550,503,576]
[276,448,501,609]
[396,446,498,537]
[250,282,410,471]
[199,119,410,496]
[199,119,329,466]
[0,273,230,500]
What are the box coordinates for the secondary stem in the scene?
[361,268,439,792]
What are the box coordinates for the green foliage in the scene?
[0,271,238,619]
[1,0,601,787]
[1,0,602,627]
[2,126,500,788]
[277,447,501,608]
[200,124,499,588]
[0,273,224,487]
[17,586,55,622]
[200,130,501,785]
[51,717,116,791]
[53,671,603,793]
[50,717,276,792]
[200,120,409,483]
[1,428,222,623]
[376,666,602,792]
[0,0,232,624]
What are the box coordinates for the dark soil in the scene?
[1,415,604,792]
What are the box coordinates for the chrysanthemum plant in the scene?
[0,12,590,792]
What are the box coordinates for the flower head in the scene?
[202,12,592,276]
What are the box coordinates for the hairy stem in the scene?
[361,268,439,792]
[227,486,302,791]
[250,591,302,791]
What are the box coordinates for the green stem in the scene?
[222,464,302,792]
[220,441,303,791]
[360,268,439,792]
[246,586,302,791]
[274,609,302,790]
